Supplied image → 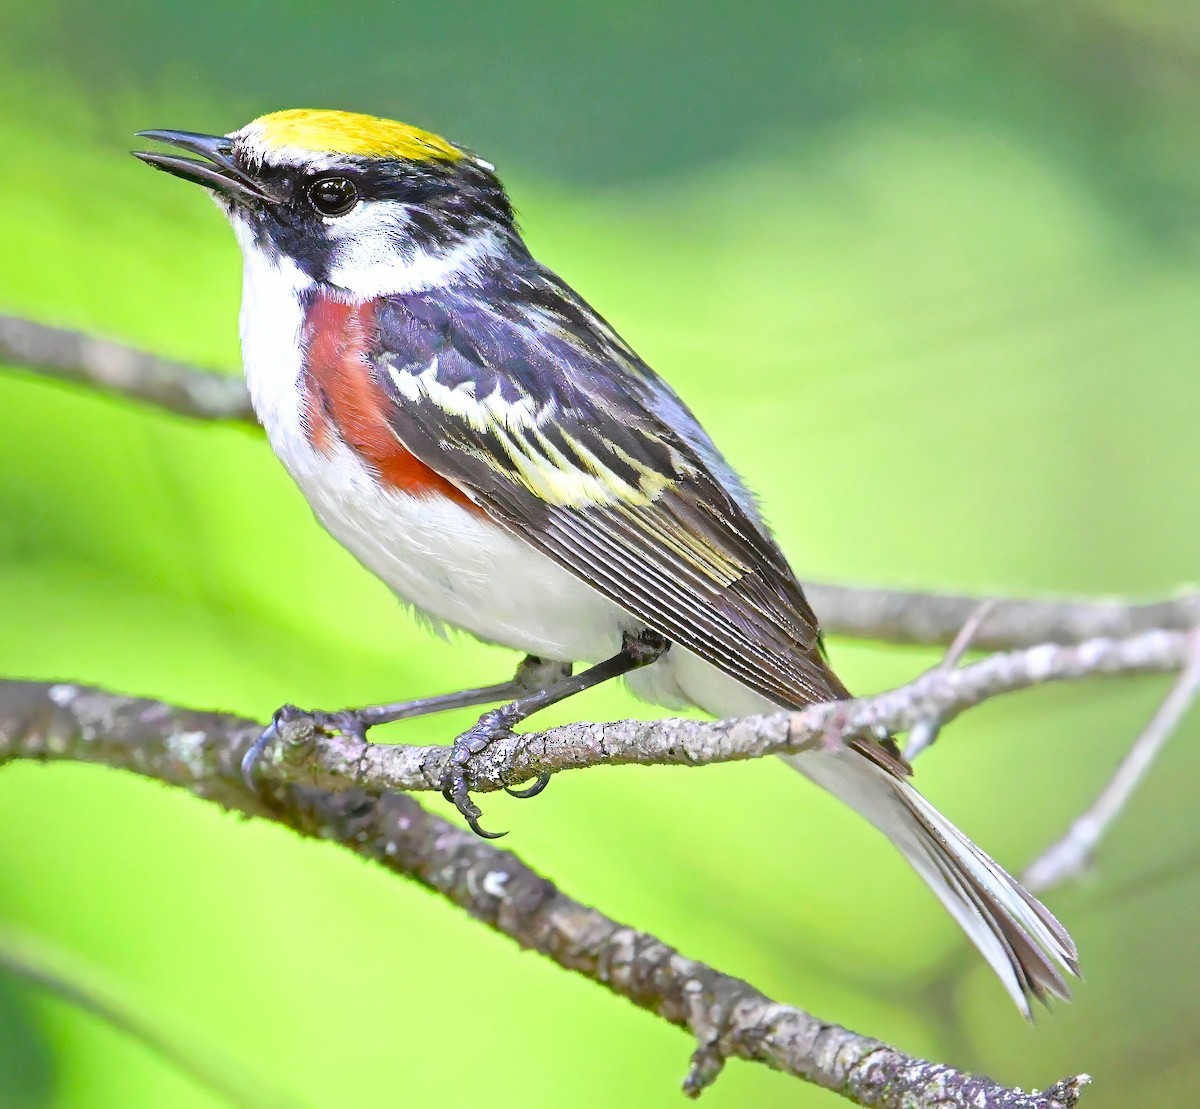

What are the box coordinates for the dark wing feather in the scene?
[369,265,849,709]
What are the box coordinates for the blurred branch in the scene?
[0,924,304,1109]
[217,629,1190,802]
[804,582,1200,651]
[1023,627,1200,894]
[1,314,1194,652]
[0,678,1087,1109]
[0,313,254,422]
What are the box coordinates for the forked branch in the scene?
[0,678,1088,1108]
[5,312,1198,1105]
[1023,627,1200,893]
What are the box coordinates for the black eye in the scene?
[306,176,358,216]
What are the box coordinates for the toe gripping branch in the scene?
[441,630,670,839]
[238,632,669,840]
[238,656,572,794]
[239,704,368,791]
[442,703,529,839]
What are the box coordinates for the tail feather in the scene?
[788,747,1079,1016]
[657,650,1078,1013]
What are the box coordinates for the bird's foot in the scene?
[241,703,372,790]
[443,704,550,838]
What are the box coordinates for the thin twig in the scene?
[0,678,1088,1108]
[1023,627,1200,894]
[943,599,1000,668]
[906,600,998,759]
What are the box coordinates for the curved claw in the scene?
[505,773,550,800]
[443,766,509,838]
[242,703,323,791]
[442,710,520,839]
[241,723,276,791]
[465,813,507,839]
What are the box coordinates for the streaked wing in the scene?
[369,266,847,708]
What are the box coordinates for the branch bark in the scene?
[226,629,1190,801]
[803,582,1200,651]
[0,678,1088,1109]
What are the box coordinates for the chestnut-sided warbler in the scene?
[134,109,1077,1013]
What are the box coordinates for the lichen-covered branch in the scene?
[205,629,1189,802]
[1,314,1194,651]
[0,678,1087,1108]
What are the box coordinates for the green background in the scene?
[0,1,1198,1105]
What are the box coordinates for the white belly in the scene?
[296,435,633,662]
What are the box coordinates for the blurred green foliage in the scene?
[0,2,1198,1106]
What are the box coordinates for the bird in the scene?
[134,108,1078,1015]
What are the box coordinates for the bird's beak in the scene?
[133,129,273,204]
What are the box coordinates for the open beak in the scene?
[133,129,272,204]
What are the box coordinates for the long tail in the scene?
[787,745,1079,1015]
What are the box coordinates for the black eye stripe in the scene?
[307,175,359,217]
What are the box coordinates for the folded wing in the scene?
[370,269,847,708]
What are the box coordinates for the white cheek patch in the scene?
[323,202,500,297]
[323,199,410,290]
[322,197,409,242]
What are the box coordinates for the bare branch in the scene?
[942,599,1000,669]
[804,582,1200,651]
[1,314,1195,652]
[0,678,1088,1108]
[0,314,254,422]
[0,313,1188,1101]
[173,629,1188,801]
[1023,627,1200,893]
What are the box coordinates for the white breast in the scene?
[233,233,631,663]
[234,226,310,460]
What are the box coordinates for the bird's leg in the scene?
[241,655,572,790]
[444,629,670,839]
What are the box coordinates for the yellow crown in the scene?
[240,109,465,163]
